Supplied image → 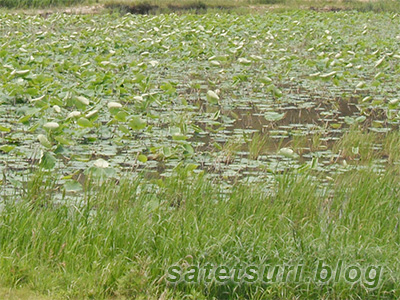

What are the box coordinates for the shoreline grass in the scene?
[1,166,399,299]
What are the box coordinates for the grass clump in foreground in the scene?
[1,166,400,299]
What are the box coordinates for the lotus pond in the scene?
[1,11,400,196]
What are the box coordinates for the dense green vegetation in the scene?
[1,8,400,299]
[1,168,399,299]
[1,11,400,187]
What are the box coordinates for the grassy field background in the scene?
[1,0,400,13]
[0,0,87,8]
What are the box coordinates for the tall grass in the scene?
[0,166,399,299]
